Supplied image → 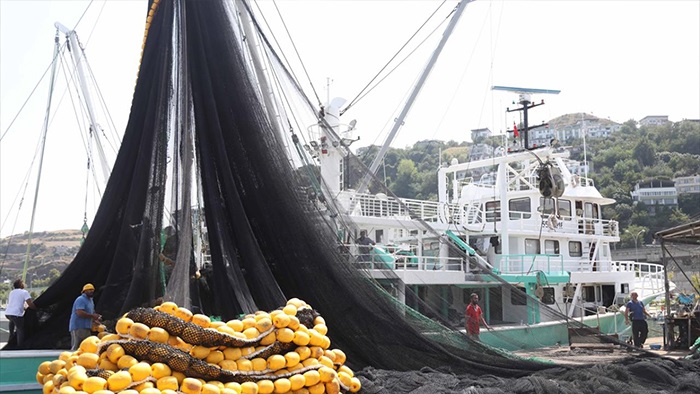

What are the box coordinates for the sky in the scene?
[1,0,699,236]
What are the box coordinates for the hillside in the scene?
[547,112,619,128]
[0,229,82,283]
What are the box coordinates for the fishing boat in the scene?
[309,87,671,350]
[1,1,686,393]
[295,0,674,350]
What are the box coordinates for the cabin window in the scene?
[621,283,629,294]
[569,241,582,257]
[524,239,540,254]
[511,287,527,305]
[582,286,596,302]
[541,197,571,220]
[584,202,599,219]
[509,197,531,219]
[485,201,500,222]
[558,199,571,220]
[375,230,384,244]
[544,240,560,255]
[540,197,555,214]
[542,287,555,305]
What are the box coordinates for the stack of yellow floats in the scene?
[36,299,361,394]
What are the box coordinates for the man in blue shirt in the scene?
[356,230,375,262]
[625,291,651,348]
[69,283,101,350]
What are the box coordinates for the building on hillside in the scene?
[639,115,669,127]
[528,126,555,148]
[468,143,494,161]
[549,116,621,145]
[630,179,678,214]
[470,128,492,141]
[674,174,700,194]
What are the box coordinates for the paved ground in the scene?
[514,336,693,365]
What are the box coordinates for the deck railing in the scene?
[496,254,566,275]
[345,191,620,237]
[612,261,666,294]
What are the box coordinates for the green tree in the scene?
[391,159,418,198]
[691,274,700,292]
[679,193,700,217]
[622,225,648,248]
[633,138,656,167]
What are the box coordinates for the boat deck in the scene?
[514,337,693,365]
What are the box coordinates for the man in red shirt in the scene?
[465,293,490,339]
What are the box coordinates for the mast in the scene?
[354,0,474,197]
[22,31,62,283]
[54,22,112,185]
[492,85,560,150]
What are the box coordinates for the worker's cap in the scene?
[82,283,95,293]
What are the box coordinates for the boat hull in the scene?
[480,311,628,351]
[0,350,62,394]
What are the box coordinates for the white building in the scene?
[470,128,492,141]
[639,115,669,127]
[674,175,700,194]
[630,179,678,213]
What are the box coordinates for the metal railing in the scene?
[612,261,666,294]
[346,191,620,238]
[496,254,566,275]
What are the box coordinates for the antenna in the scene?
[492,86,560,150]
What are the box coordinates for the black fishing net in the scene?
[5,0,699,391]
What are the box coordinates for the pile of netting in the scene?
[9,1,700,392]
[36,299,361,394]
[355,359,700,393]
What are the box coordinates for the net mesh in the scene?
[5,0,699,389]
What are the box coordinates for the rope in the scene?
[341,0,450,114]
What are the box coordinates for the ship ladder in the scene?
[462,201,484,231]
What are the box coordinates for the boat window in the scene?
[525,239,540,254]
[511,287,527,305]
[542,287,555,304]
[375,229,384,244]
[582,286,595,302]
[621,283,629,294]
[509,197,531,219]
[558,199,571,220]
[584,202,599,219]
[544,240,560,255]
[539,197,555,215]
[485,201,500,222]
[539,198,570,220]
[569,241,582,257]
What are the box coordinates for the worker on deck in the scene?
[465,292,491,339]
[356,230,375,262]
[6,279,36,346]
[69,283,101,350]
[624,291,652,348]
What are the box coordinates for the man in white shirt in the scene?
[6,278,36,346]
